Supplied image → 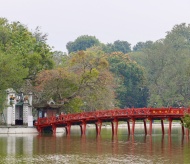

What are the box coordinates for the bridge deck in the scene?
[35,107,190,135]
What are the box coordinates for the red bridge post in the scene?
[149,118,153,135]
[111,119,118,136]
[95,120,102,136]
[52,124,57,134]
[181,119,184,136]
[65,123,71,136]
[37,126,42,133]
[131,119,135,135]
[161,119,165,135]
[143,119,147,135]
[168,118,172,136]
[127,120,130,135]
[80,121,86,136]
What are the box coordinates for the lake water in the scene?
[0,126,190,164]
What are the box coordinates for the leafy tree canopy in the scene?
[52,51,68,68]
[66,35,101,53]
[103,40,131,54]
[0,52,28,110]
[133,41,153,51]
[0,18,54,79]
[140,23,190,107]
[0,17,54,111]
[34,48,115,113]
[107,52,148,108]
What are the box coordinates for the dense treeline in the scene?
[1,17,190,113]
[130,23,190,107]
[0,18,53,110]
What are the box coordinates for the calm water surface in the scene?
[0,126,190,164]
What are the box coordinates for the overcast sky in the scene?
[1,0,190,52]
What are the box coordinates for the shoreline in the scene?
[0,122,183,134]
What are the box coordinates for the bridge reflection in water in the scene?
[35,107,190,136]
[0,128,190,163]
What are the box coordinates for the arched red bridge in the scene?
[35,107,190,136]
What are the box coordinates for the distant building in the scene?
[1,88,33,126]
[33,99,63,119]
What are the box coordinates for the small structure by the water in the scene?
[33,99,63,119]
[1,88,33,126]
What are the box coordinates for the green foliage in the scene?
[182,114,190,129]
[34,49,115,112]
[52,51,68,67]
[131,24,190,107]
[68,49,115,111]
[0,52,28,90]
[64,97,83,113]
[139,23,190,107]
[3,17,190,113]
[107,52,148,108]
[34,68,78,103]
[103,40,131,54]
[0,18,54,79]
[0,91,6,112]
[66,35,101,53]
[0,52,28,111]
[0,17,54,111]
[133,41,153,52]
[128,51,145,66]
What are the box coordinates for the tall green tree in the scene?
[103,40,131,54]
[108,52,148,108]
[133,41,153,51]
[66,35,101,53]
[0,52,28,110]
[0,18,54,79]
[141,23,190,107]
[0,17,54,110]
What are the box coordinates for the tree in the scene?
[0,52,28,110]
[103,40,131,54]
[107,52,148,108]
[133,41,153,51]
[113,40,131,53]
[34,49,115,112]
[34,68,81,112]
[140,23,190,107]
[69,48,115,111]
[52,51,68,67]
[0,17,54,110]
[0,18,54,79]
[66,35,101,53]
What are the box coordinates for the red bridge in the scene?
[35,107,190,136]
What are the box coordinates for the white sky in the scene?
[1,0,190,52]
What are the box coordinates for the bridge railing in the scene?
[148,107,185,115]
[35,107,190,126]
[35,116,57,125]
[57,108,150,121]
